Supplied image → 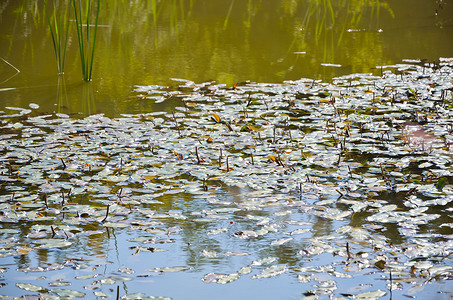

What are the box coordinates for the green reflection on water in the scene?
[0,0,452,116]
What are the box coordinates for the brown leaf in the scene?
[211,113,221,123]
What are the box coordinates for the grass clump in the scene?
[72,0,100,81]
[46,0,71,74]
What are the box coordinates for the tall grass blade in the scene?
[45,0,70,74]
[89,0,101,80]
[72,0,100,81]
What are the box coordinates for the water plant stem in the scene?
[46,0,71,74]
[72,0,100,81]
[102,204,110,222]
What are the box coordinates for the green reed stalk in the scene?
[46,0,71,74]
[72,0,100,81]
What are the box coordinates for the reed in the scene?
[72,0,101,81]
[46,0,71,74]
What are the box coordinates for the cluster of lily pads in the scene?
[1,58,453,299]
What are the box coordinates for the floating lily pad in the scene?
[36,239,72,249]
[252,265,287,279]
[16,283,46,292]
[50,288,85,299]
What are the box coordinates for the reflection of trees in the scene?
[180,221,225,269]
[11,219,110,267]
[310,214,333,238]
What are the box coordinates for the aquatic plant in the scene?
[72,0,101,81]
[45,0,71,74]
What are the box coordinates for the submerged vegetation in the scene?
[0,58,452,299]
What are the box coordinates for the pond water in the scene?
[1,59,453,299]
[1,1,453,300]
[0,0,452,116]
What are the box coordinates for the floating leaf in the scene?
[50,288,85,298]
[349,228,370,240]
[37,239,72,249]
[252,265,287,279]
[355,290,386,299]
[0,229,19,234]
[233,230,258,239]
[202,250,217,257]
[94,291,109,298]
[16,283,46,292]
[202,273,226,283]
[211,113,221,123]
[100,278,115,284]
[16,246,33,255]
[49,281,71,287]
[251,257,276,266]
[374,260,386,270]
[102,222,129,228]
[270,237,293,246]
[217,272,240,284]
[207,228,229,235]
[75,274,98,280]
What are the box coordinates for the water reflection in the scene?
[56,76,69,113]
[0,0,452,116]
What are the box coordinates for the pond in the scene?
[1,1,453,300]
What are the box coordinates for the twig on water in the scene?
[101,204,110,222]
[172,110,181,137]
[389,270,393,299]
[60,158,66,169]
[299,182,303,200]
[196,146,201,164]
[0,57,20,85]
[346,242,351,260]
[43,193,48,209]
[51,225,56,238]
[61,191,65,206]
